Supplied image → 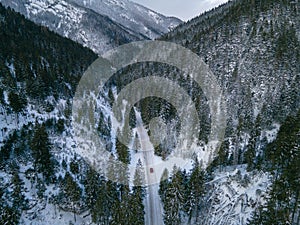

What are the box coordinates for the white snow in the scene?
[20,203,92,225]
[261,123,280,143]
[203,165,271,225]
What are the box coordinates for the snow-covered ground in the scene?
[0,80,277,225]
[202,165,271,225]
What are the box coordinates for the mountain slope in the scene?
[0,4,98,224]
[0,4,149,225]
[0,0,182,55]
[162,0,299,142]
[69,0,182,39]
[0,0,148,54]
[157,0,300,224]
[0,0,299,224]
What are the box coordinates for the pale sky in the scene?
[132,0,229,21]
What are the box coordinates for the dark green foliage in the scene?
[105,179,119,225]
[70,159,79,175]
[245,114,262,171]
[0,135,13,166]
[248,111,300,224]
[185,159,205,223]
[108,88,115,107]
[63,172,82,203]
[56,118,65,133]
[87,160,146,225]
[159,162,206,225]
[0,168,28,224]
[160,166,186,225]
[159,168,170,201]
[107,160,130,225]
[92,180,111,225]
[61,158,67,170]
[84,168,110,225]
[275,25,299,60]
[30,123,54,182]
[0,206,20,225]
[97,111,111,140]
[209,139,231,172]
[266,111,300,172]
[113,164,131,225]
[0,126,32,167]
[36,178,46,199]
[0,3,97,102]
[0,88,5,104]
[60,171,82,221]
[84,167,102,208]
[129,160,146,225]
[8,91,27,113]
[116,138,130,164]
[11,169,26,209]
[87,154,144,225]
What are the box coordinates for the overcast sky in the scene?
[132,0,229,21]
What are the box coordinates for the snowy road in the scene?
[135,110,164,225]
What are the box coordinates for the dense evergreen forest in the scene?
[157,0,300,224]
[0,0,299,224]
[0,4,146,224]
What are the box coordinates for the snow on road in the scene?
[134,109,164,225]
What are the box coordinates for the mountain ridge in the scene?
[0,0,299,224]
[158,0,299,224]
[0,0,181,55]
[70,0,182,39]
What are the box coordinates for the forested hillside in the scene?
[0,0,148,55]
[0,0,299,224]
[0,5,145,224]
[156,0,300,224]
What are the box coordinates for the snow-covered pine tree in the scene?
[128,160,145,225]
[30,123,54,182]
[186,158,205,223]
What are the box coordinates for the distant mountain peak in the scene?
[0,0,182,54]
[69,0,182,39]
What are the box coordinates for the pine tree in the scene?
[106,155,120,224]
[129,160,146,225]
[84,168,99,205]
[70,158,79,175]
[108,88,115,107]
[161,166,185,225]
[0,88,5,104]
[91,175,110,225]
[8,91,27,114]
[11,169,25,209]
[30,123,54,182]
[245,114,261,171]
[0,206,20,225]
[115,163,131,224]
[36,178,46,199]
[186,158,205,223]
[98,111,111,139]
[62,172,82,222]
[159,168,169,204]
[217,140,230,171]
[249,111,300,225]
[116,138,130,164]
